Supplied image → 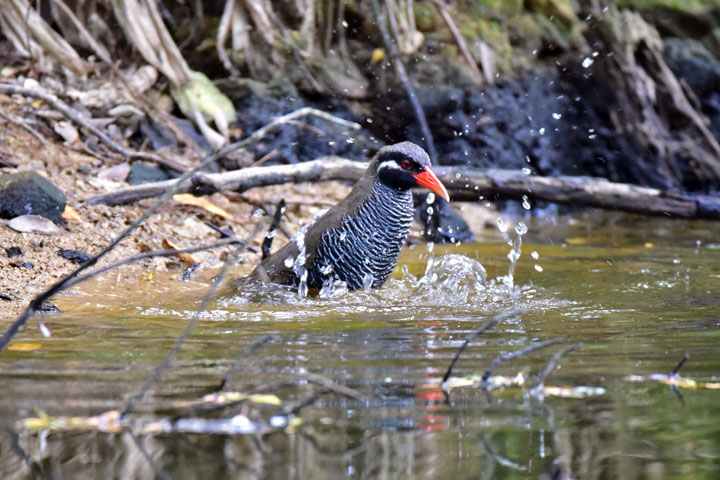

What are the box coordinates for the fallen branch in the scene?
[87,156,364,205]
[88,156,720,220]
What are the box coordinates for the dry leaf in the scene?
[173,193,233,220]
[162,238,199,267]
[53,120,80,144]
[62,205,81,221]
[8,342,42,351]
[6,215,62,235]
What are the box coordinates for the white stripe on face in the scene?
[377,159,403,172]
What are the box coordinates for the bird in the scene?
[235,141,449,292]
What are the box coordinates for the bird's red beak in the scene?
[413,167,450,202]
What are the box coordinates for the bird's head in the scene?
[373,142,450,201]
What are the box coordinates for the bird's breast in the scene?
[307,185,413,290]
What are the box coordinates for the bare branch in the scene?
[88,155,720,220]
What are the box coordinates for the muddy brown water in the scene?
[1,213,719,479]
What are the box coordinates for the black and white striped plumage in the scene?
[237,141,448,291]
[307,180,413,289]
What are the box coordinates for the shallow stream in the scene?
[1,212,719,479]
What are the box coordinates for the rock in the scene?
[128,162,171,185]
[3,246,22,257]
[415,193,474,244]
[57,249,91,264]
[0,171,66,222]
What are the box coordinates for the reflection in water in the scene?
[1,214,720,479]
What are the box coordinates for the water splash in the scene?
[289,209,328,298]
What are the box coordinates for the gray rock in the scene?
[0,171,66,223]
[128,162,171,185]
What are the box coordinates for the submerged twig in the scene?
[530,342,583,392]
[671,353,690,376]
[215,334,279,392]
[482,338,564,384]
[302,372,369,403]
[479,435,528,471]
[442,310,525,386]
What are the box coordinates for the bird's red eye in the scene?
[400,158,413,170]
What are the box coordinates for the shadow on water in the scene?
[1,212,720,479]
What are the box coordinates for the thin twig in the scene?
[671,353,690,376]
[429,0,484,86]
[64,238,241,290]
[531,342,583,392]
[0,107,356,354]
[302,372,369,403]
[371,0,437,161]
[441,310,525,385]
[120,222,264,418]
[482,338,564,384]
[0,109,49,147]
[215,334,279,392]
[262,199,286,259]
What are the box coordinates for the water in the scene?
[1,213,719,479]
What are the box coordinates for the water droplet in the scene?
[515,222,528,235]
[426,206,434,215]
[539,127,546,135]
[534,264,544,272]
[39,321,51,338]
[552,112,562,120]
[362,273,374,291]
[522,195,531,210]
[496,218,508,233]
[426,192,435,204]
[342,20,348,28]
[522,167,532,175]
[582,57,594,68]
[427,242,435,253]
[284,256,294,268]
[531,250,539,260]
